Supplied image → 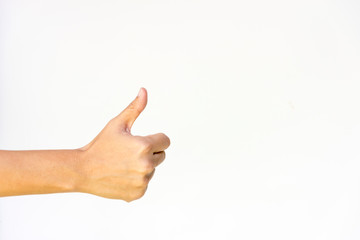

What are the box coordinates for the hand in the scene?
[75,88,170,201]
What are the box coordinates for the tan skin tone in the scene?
[0,88,170,202]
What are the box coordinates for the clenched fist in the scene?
[75,88,170,201]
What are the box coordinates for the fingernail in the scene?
[137,88,143,97]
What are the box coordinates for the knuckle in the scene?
[124,183,148,202]
[145,169,155,182]
[134,176,149,187]
[123,194,134,202]
[107,117,115,125]
[139,159,154,173]
[105,118,117,131]
[129,188,147,201]
[127,102,141,115]
[138,139,152,153]
[143,143,152,153]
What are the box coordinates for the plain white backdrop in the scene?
[1,0,360,239]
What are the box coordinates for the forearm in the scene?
[0,149,81,197]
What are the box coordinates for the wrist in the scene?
[71,148,90,194]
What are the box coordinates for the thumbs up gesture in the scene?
[75,88,170,201]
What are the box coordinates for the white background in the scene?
[1,0,360,239]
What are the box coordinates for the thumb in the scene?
[114,87,148,133]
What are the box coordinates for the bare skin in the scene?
[0,88,170,202]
